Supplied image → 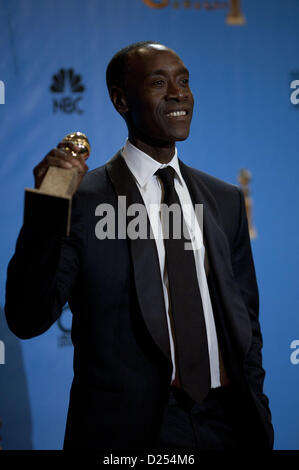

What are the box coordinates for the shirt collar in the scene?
[121,138,184,188]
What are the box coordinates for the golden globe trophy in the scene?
[24,132,90,236]
[238,168,257,240]
[226,0,246,26]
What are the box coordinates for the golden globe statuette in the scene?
[238,168,257,240]
[24,132,90,236]
[226,0,246,26]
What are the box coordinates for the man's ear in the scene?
[109,86,129,114]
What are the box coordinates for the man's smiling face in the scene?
[124,45,194,146]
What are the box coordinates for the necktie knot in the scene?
[155,166,176,189]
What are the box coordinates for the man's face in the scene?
[124,45,194,145]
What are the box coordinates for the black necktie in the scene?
[155,166,211,403]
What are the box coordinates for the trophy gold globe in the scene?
[24,132,90,236]
[238,168,257,240]
[59,132,90,160]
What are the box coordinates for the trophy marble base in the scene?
[24,166,80,236]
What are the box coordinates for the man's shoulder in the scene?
[180,161,239,197]
[77,150,123,196]
[72,164,115,213]
[181,163,244,242]
[76,164,112,200]
[79,164,107,189]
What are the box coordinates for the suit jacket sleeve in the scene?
[5,192,85,339]
[231,187,270,413]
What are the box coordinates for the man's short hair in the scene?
[106,41,162,92]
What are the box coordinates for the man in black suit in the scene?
[5,41,274,451]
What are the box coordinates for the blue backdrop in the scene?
[0,0,298,450]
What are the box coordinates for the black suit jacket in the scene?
[5,151,274,450]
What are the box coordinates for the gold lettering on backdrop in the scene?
[193,2,228,9]
[143,0,169,8]
[226,0,246,25]
[238,169,257,240]
[142,1,245,25]
[143,1,229,10]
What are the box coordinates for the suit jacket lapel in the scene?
[179,160,252,357]
[106,151,172,362]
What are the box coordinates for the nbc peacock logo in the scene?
[50,68,85,114]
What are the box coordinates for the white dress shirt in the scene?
[121,139,221,388]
